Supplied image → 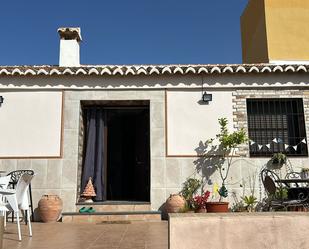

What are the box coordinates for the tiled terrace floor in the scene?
[3,221,168,249]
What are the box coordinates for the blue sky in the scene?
[0,0,248,66]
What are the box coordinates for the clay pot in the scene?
[288,206,309,212]
[195,207,207,213]
[165,194,186,213]
[206,202,229,213]
[38,195,63,223]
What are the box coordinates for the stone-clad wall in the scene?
[232,89,309,157]
[0,158,77,218]
[64,89,167,211]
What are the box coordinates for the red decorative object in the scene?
[192,191,210,211]
[81,177,96,202]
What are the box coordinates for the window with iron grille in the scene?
[247,98,308,157]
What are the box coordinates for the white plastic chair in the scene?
[0,173,34,241]
[0,175,10,190]
[0,175,12,224]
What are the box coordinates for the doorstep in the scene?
[62,210,162,223]
[75,201,151,212]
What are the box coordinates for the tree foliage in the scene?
[214,118,248,201]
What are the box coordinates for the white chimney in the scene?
[58,27,82,67]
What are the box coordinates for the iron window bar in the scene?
[247,98,308,157]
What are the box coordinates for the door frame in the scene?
[80,100,151,202]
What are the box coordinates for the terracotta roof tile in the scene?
[0,64,308,76]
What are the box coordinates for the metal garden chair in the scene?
[285,172,302,187]
[261,169,309,211]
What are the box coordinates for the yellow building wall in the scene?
[265,0,309,62]
[241,0,309,63]
[241,0,269,63]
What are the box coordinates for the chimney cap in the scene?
[57,27,82,42]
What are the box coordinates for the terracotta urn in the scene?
[38,194,63,223]
[165,194,186,213]
[206,202,229,213]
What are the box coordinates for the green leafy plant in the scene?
[242,195,257,211]
[301,167,309,173]
[181,178,202,209]
[271,153,287,165]
[275,186,288,200]
[179,202,192,213]
[231,200,246,212]
[214,118,248,201]
[231,191,246,212]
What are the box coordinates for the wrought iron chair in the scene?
[285,172,301,179]
[285,172,302,187]
[261,169,283,210]
[7,170,34,222]
[261,169,309,211]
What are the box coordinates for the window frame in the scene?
[246,98,308,157]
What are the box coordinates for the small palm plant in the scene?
[242,195,257,212]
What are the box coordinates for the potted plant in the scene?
[165,177,202,213]
[180,178,202,212]
[192,191,210,213]
[301,168,309,179]
[242,195,257,212]
[206,118,247,212]
[270,153,287,167]
[231,200,246,212]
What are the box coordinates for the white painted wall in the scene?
[59,40,80,67]
[0,73,308,212]
[0,91,62,157]
[166,90,234,156]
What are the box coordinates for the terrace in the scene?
[3,221,168,249]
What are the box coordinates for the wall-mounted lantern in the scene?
[200,76,213,104]
[0,96,3,106]
[202,91,212,103]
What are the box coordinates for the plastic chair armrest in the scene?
[0,189,16,195]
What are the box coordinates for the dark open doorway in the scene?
[106,107,150,201]
[81,101,150,202]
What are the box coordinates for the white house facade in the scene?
[2,0,309,218]
[1,59,309,215]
